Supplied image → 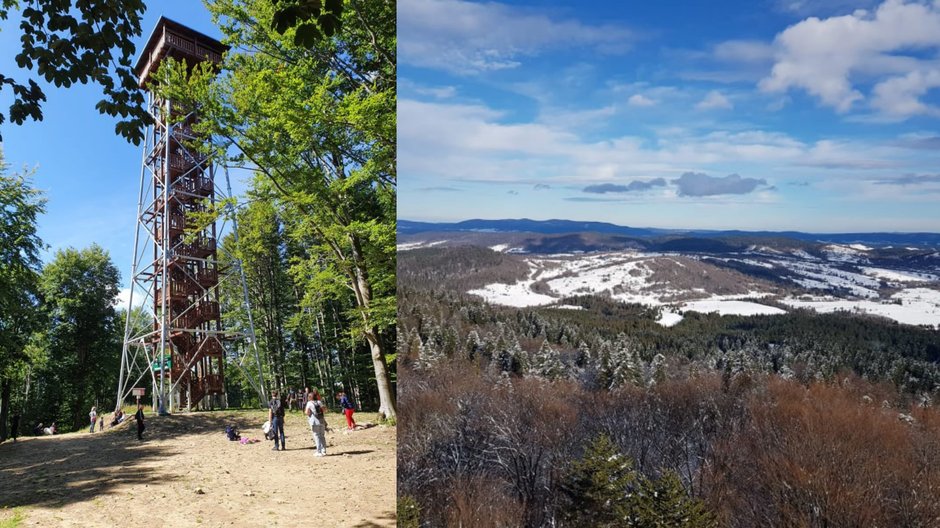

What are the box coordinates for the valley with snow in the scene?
[400,238,940,328]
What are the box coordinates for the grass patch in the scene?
[0,508,25,528]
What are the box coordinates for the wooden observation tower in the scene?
[116,18,267,414]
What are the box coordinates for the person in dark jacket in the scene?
[135,404,145,440]
[268,390,286,451]
[10,413,19,441]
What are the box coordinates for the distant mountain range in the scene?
[398,219,940,247]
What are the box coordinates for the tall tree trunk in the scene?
[347,234,396,419]
[298,332,309,390]
[312,311,327,391]
[0,378,10,441]
[330,303,354,405]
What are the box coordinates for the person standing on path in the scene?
[338,391,356,430]
[268,390,286,451]
[99,415,104,432]
[10,413,19,441]
[305,390,327,457]
[89,406,97,433]
[134,403,145,440]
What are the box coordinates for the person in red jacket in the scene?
[337,391,356,430]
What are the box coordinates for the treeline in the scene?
[213,189,392,414]
[0,158,123,437]
[398,246,940,525]
[399,363,940,526]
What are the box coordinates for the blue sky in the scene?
[0,2,243,305]
[398,0,940,232]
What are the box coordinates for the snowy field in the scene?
[656,310,684,327]
[821,243,870,263]
[397,240,448,251]
[771,259,881,297]
[681,299,785,316]
[466,260,559,308]
[860,267,939,283]
[783,288,940,328]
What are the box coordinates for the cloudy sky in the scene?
[398,0,940,232]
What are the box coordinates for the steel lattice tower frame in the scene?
[115,17,267,414]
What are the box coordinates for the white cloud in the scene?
[628,94,657,107]
[398,0,634,74]
[114,287,146,312]
[414,85,458,99]
[759,0,940,117]
[695,90,733,110]
[871,69,940,118]
[397,98,914,189]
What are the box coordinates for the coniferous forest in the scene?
[397,246,940,527]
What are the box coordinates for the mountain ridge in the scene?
[398,218,940,246]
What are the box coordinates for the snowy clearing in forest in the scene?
[656,310,684,327]
[397,240,448,251]
[467,261,557,307]
[466,280,557,308]
[467,253,661,307]
[783,288,940,328]
[681,299,785,316]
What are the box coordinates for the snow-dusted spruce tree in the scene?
[416,335,444,370]
[528,341,564,380]
[608,340,643,389]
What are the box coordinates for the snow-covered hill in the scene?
[464,248,940,328]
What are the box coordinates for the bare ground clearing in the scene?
[0,409,395,527]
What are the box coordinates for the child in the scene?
[338,391,356,430]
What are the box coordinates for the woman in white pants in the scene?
[305,390,328,456]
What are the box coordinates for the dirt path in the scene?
[0,409,395,527]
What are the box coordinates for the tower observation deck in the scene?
[115,18,267,413]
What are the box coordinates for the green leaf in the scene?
[292,22,321,47]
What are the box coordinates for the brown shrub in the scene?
[705,376,940,527]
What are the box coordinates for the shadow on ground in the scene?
[0,410,264,509]
[353,511,397,527]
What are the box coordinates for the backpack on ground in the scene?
[225,424,240,441]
